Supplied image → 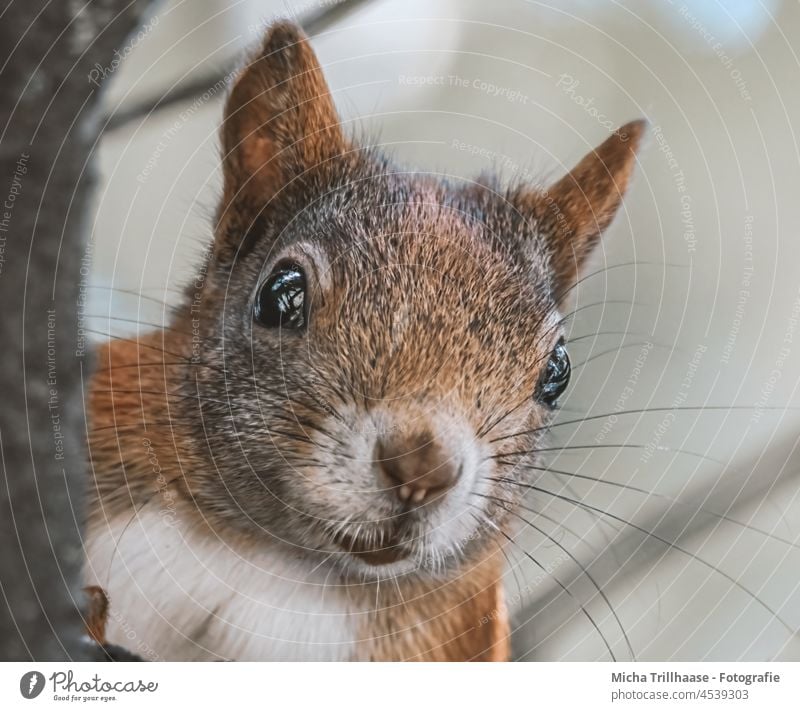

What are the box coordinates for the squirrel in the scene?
[83,20,645,661]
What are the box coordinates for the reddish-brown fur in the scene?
[88,333,511,660]
[85,21,643,661]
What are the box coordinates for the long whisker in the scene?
[477,316,574,439]
[85,313,193,338]
[472,514,600,659]
[476,492,635,660]
[553,260,687,306]
[92,361,229,378]
[488,522,527,610]
[567,330,656,344]
[571,342,659,371]
[490,404,797,444]
[476,393,533,439]
[91,388,345,455]
[87,330,193,364]
[491,461,625,533]
[87,284,182,313]
[472,507,617,661]
[516,484,797,634]
[88,419,184,435]
[490,468,800,550]
[557,299,646,326]
[491,443,731,472]
[529,496,617,559]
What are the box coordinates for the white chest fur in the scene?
[84,507,360,661]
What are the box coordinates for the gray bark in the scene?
[0,0,154,661]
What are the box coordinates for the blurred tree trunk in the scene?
[0,0,154,661]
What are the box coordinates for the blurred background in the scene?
[88,0,800,660]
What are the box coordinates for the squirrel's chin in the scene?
[338,552,434,581]
[338,538,409,567]
[330,540,471,581]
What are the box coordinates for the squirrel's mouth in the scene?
[333,530,410,566]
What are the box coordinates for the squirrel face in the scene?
[177,21,645,579]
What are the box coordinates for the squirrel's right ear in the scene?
[216,21,345,264]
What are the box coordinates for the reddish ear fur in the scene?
[538,120,647,298]
[217,21,345,263]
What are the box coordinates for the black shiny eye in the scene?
[253,264,306,329]
[536,337,570,407]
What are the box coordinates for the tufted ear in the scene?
[216,21,345,264]
[533,120,647,300]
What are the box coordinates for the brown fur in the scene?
[361,551,510,661]
[83,586,110,645]
[85,20,643,661]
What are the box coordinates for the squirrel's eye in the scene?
[536,337,570,407]
[254,264,306,329]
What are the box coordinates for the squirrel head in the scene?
[180,21,645,577]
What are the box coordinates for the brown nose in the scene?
[376,431,461,505]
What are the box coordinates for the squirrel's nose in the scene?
[376,431,461,505]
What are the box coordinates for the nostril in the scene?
[378,456,406,489]
[375,435,462,505]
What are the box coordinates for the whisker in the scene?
[476,493,635,660]
[92,387,244,411]
[92,361,229,376]
[85,313,193,338]
[470,514,595,659]
[484,489,613,559]
[571,342,662,371]
[476,393,533,439]
[567,330,655,344]
[91,387,344,453]
[491,443,731,472]
[471,507,617,661]
[515,484,797,635]
[490,404,798,444]
[490,468,800,550]
[87,284,182,313]
[87,330,193,364]
[87,421,189,447]
[557,299,646,326]
[493,528,527,608]
[553,260,687,306]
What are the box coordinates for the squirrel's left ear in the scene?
[527,120,647,300]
